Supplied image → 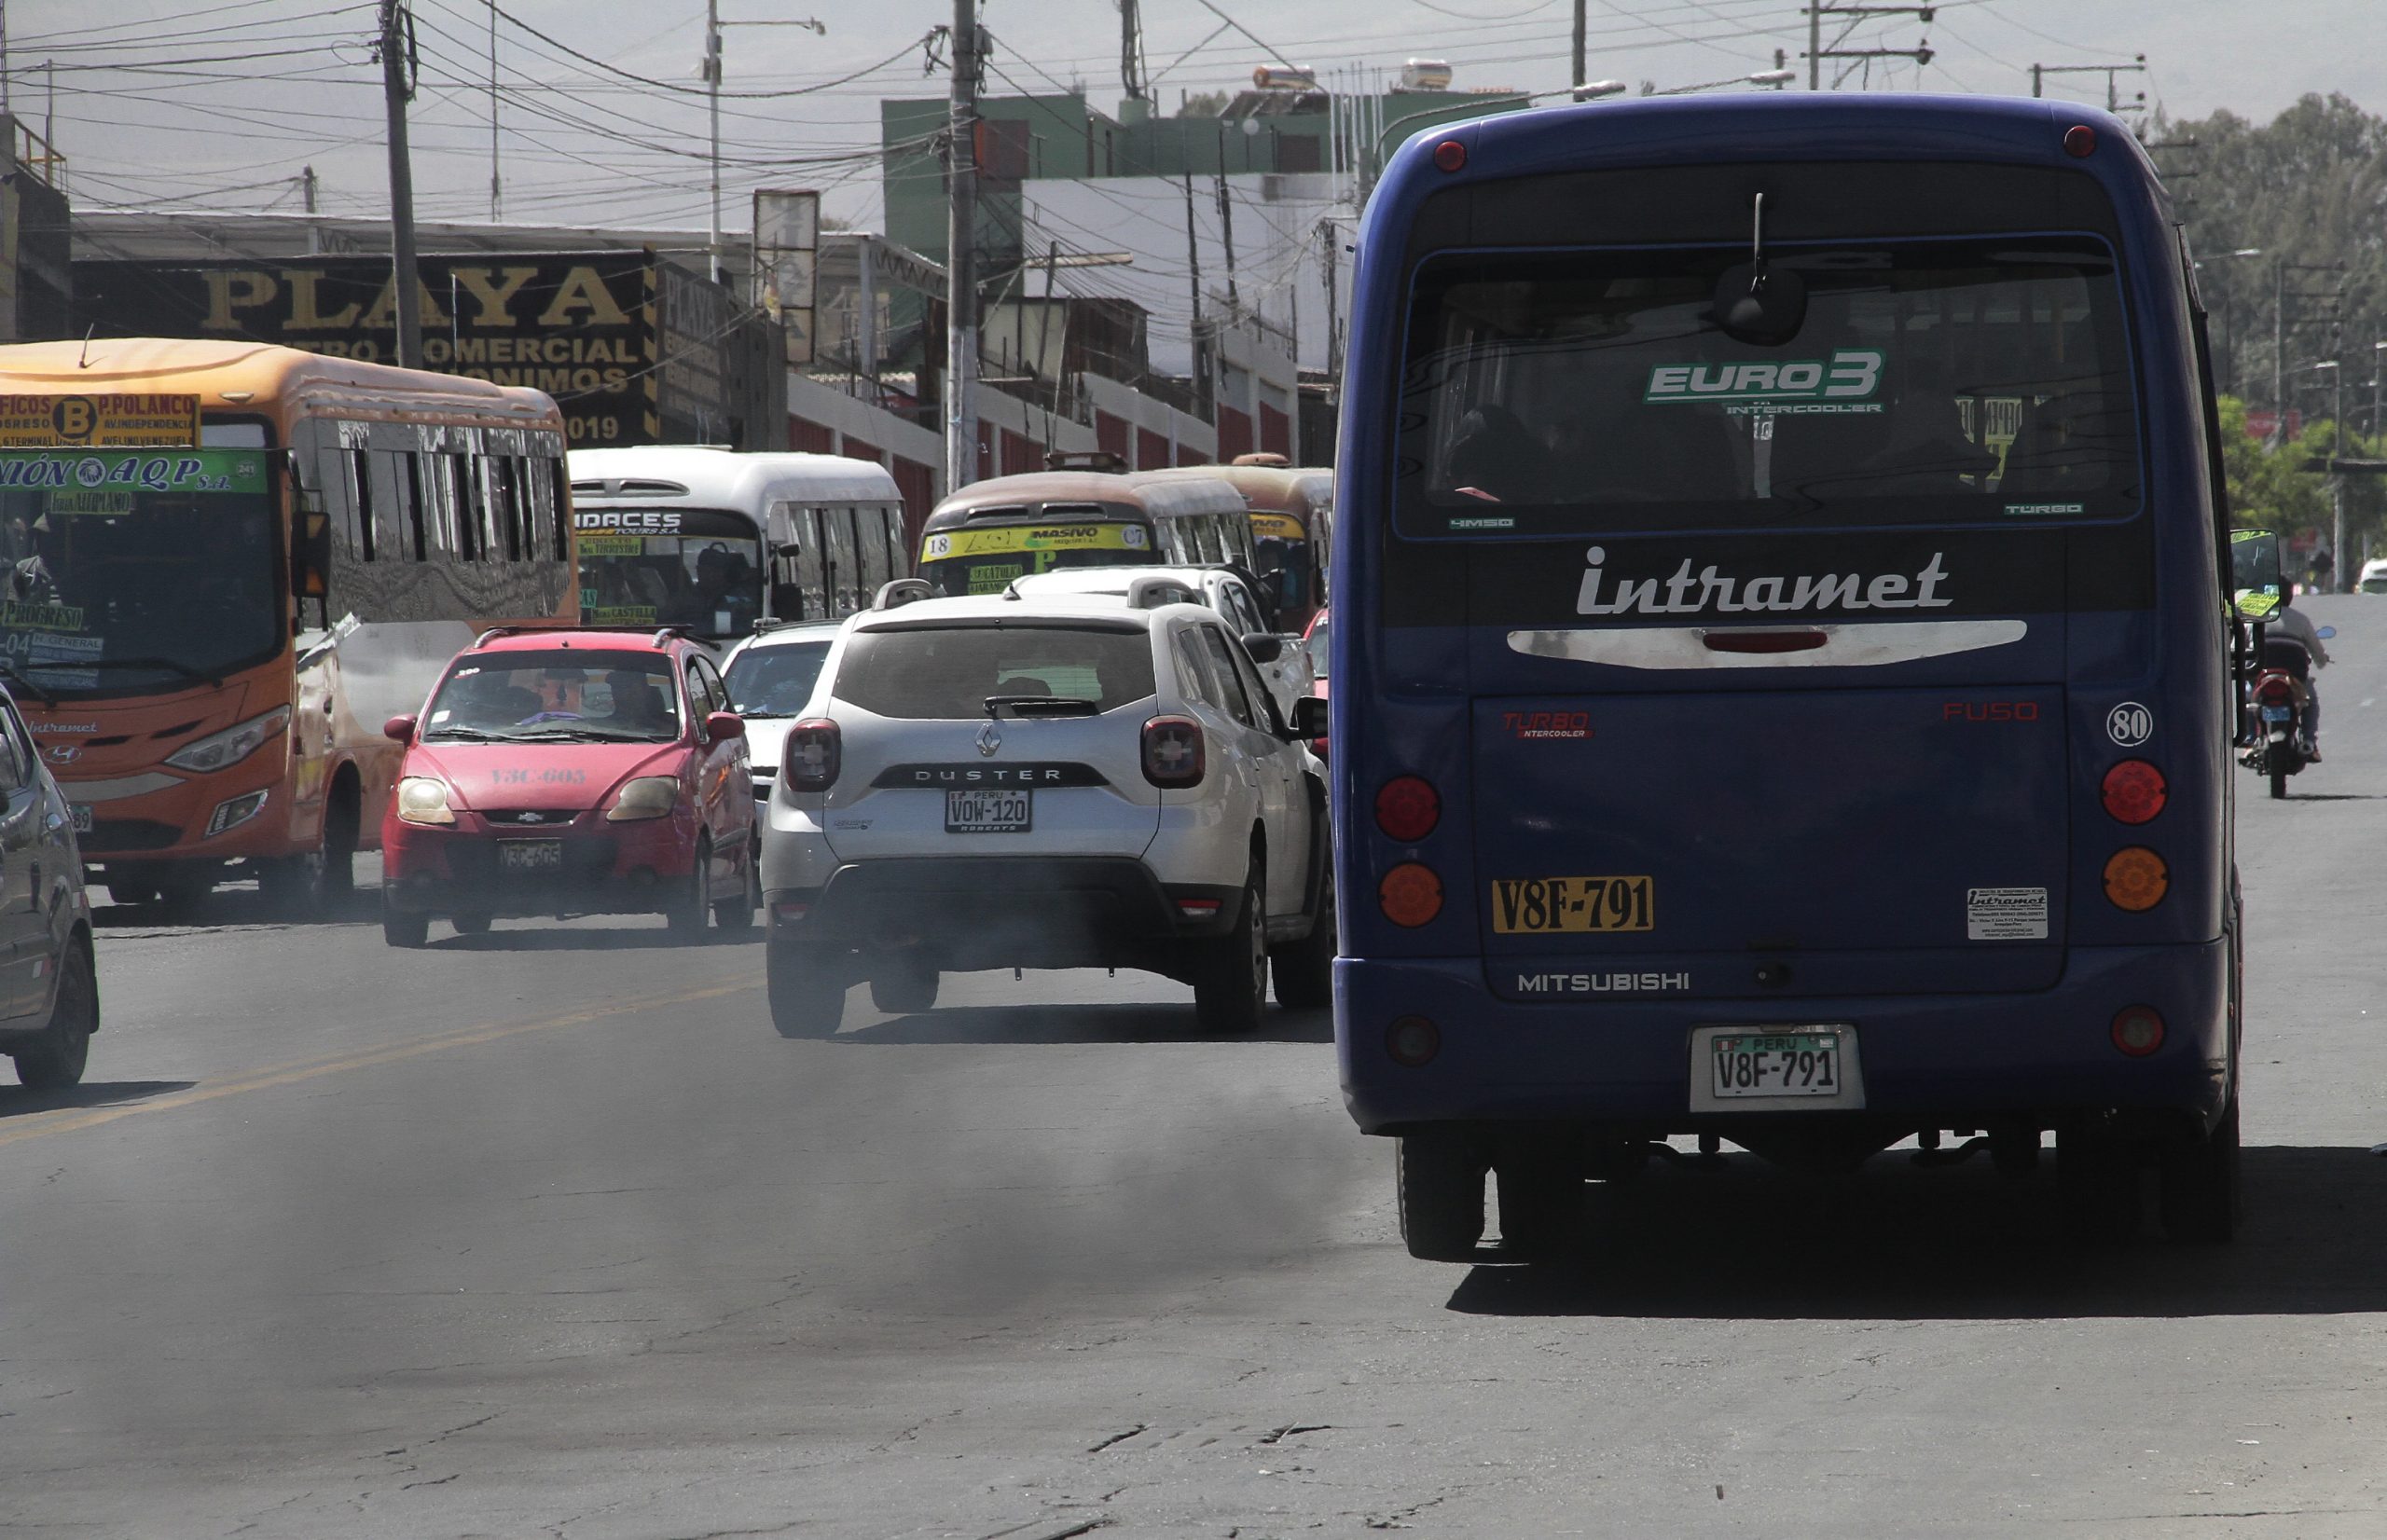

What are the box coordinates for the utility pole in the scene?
[1804,3,1935,89]
[1572,0,1585,93]
[2333,351,2347,589]
[944,0,981,492]
[487,0,501,222]
[2028,56,2146,114]
[1318,218,1339,405]
[1214,174,1238,310]
[705,1,723,282]
[1120,0,1146,105]
[302,165,322,255]
[1181,173,1207,418]
[378,0,424,369]
[2272,255,2284,432]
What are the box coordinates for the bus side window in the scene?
[884,506,911,579]
[823,506,859,616]
[373,449,421,562]
[492,457,524,561]
[545,456,569,561]
[794,506,825,618]
[1155,519,1186,563]
[343,447,377,561]
[855,503,891,598]
[448,454,481,561]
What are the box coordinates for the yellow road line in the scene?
[0,981,757,1148]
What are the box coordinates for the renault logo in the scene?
[975,721,1002,757]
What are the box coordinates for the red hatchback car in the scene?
[379,626,757,945]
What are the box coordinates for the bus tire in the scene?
[1193,867,1267,1035]
[1496,1133,1585,1261]
[1399,1127,1487,1262]
[382,905,430,949]
[103,877,159,907]
[2057,1121,2142,1243]
[12,942,95,1091]
[2159,1093,2242,1244]
[450,913,492,937]
[869,955,939,1014]
[768,939,844,1038]
[322,773,360,899]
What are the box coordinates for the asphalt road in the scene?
[5,596,2386,1539]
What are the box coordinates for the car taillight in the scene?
[2103,846,2169,912]
[1142,715,1205,789]
[2100,760,2167,825]
[1374,776,1441,842]
[1379,862,1443,927]
[782,718,840,793]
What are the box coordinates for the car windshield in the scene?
[0,449,280,694]
[577,524,763,639]
[1397,234,2142,536]
[723,639,833,717]
[831,625,1156,719]
[1303,614,1330,679]
[423,649,683,743]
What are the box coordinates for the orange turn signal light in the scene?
[1378,862,1444,928]
[2102,846,2170,912]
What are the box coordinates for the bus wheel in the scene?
[1398,1126,1487,1262]
[2057,1121,2143,1243]
[450,913,492,938]
[2159,1094,2242,1244]
[768,938,845,1038]
[1496,1129,1586,1262]
[869,953,940,1014]
[102,875,160,906]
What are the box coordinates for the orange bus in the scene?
[0,339,576,907]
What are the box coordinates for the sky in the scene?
[12,0,2380,244]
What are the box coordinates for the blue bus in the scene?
[1329,96,2242,1258]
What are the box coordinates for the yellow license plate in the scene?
[1492,875,1654,934]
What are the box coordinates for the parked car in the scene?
[1300,607,1330,761]
[721,620,843,803]
[758,585,1333,1036]
[0,685,98,1089]
[1005,564,1314,717]
[378,626,757,944]
[2358,557,2387,595]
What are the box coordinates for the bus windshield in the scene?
[0,449,279,694]
[574,509,762,637]
[918,520,1156,597]
[1397,234,2141,537]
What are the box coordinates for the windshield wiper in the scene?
[0,659,55,704]
[985,694,1100,718]
[84,656,222,687]
[423,726,507,742]
[512,726,672,742]
[733,707,791,719]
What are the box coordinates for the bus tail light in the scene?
[2100,760,2167,824]
[782,719,841,793]
[1142,715,1205,789]
[2110,1004,2165,1056]
[1387,1014,1442,1066]
[2063,124,2098,158]
[1374,776,1441,841]
[1432,139,1468,172]
[1379,862,1443,927]
[2103,846,2170,912]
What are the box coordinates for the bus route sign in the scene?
[0,449,266,496]
[0,393,200,448]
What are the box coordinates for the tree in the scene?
[2217,394,2330,530]
[1177,90,1230,117]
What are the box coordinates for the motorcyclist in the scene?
[2267,585,2331,759]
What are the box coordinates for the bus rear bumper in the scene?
[1335,941,2230,1137]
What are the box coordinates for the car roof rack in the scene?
[472,622,696,647]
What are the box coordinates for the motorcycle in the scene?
[2241,626,2336,799]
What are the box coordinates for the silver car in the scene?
[0,686,99,1088]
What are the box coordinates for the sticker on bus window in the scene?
[1966,887,2048,941]
[926,525,1147,560]
[967,565,1025,594]
[1645,351,1885,409]
[0,601,86,633]
[578,535,643,557]
[2004,502,2085,516]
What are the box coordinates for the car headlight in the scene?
[163,706,291,774]
[605,776,681,822]
[395,776,456,826]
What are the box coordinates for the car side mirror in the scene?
[704,711,745,743]
[1241,631,1284,665]
[1288,696,1328,739]
[383,715,416,745]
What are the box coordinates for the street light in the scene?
[2190,248,2262,395]
[704,8,828,282]
[1652,68,1798,95]
[1571,80,1627,101]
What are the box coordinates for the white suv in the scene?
[721,620,842,803]
[757,587,1332,1036]
[1006,565,1314,716]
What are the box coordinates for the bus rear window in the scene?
[832,626,1156,718]
[1396,234,2141,536]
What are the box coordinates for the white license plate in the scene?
[2260,705,2293,722]
[1690,1024,1864,1110]
[69,804,92,834]
[945,789,1031,832]
[498,839,563,872]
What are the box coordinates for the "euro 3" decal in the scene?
[1645,350,1884,412]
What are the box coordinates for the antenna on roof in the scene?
[76,324,95,369]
